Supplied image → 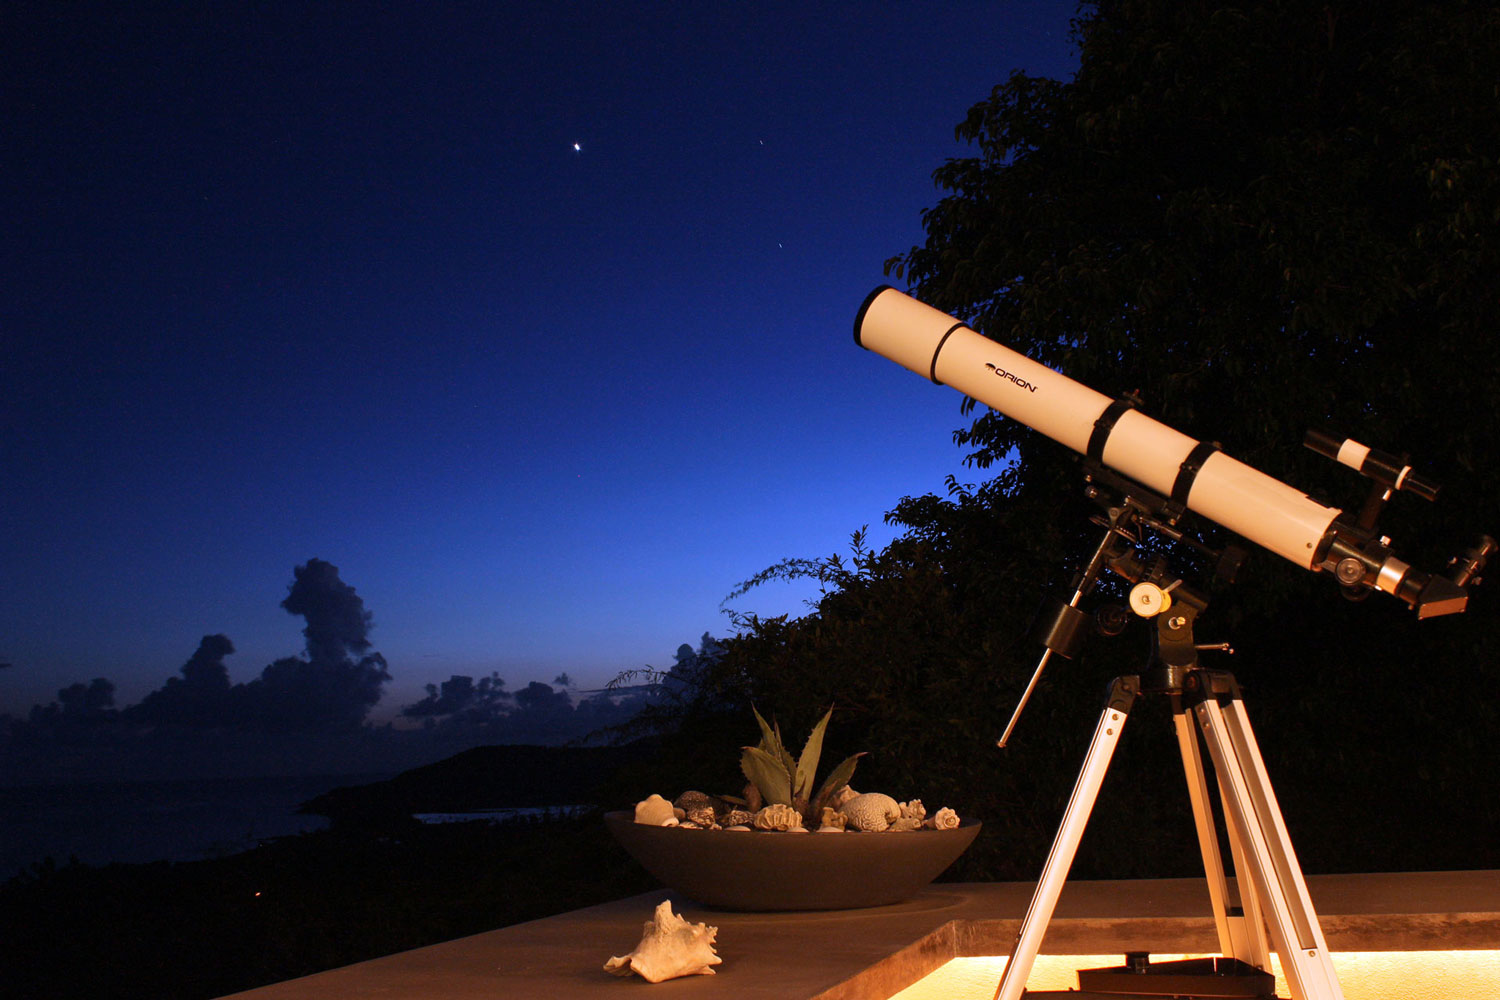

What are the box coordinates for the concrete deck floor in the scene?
[219,870,1500,999]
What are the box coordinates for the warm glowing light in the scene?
[888,951,1500,1000]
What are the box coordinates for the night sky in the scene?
[3,2,1080,720]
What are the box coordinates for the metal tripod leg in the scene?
[993,676,1140,1000]
[1174,698,1271,970]
[1190,672,1345,999]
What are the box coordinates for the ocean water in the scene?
[0,773,389,880]
[412,805,588,825]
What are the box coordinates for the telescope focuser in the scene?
[1304,428,1490,616]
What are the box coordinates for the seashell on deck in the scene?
[603,900,721,982]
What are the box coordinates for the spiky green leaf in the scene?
[739,745,793,805]
[793,707,834,800]
[811,752,865,815]
[751,705,784,757]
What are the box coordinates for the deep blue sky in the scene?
[3,2,1081,719]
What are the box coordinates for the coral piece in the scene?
[817,806,847,831]
[927,807,960,830]
[889,816,923,832]
[634,794,678,826]
[839,792,901,832]
[604,901,721,982]
[828,785,859,810]
[899,799,926,821]
[753,802,802,831]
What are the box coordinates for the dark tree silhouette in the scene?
[643,0,1500,880]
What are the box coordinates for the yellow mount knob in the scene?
[1128,581,1172,618]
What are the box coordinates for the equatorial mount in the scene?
[995,484,1346,999]
[998,463,1240,746]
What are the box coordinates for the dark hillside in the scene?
[300,742,659,827]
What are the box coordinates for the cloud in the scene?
[27,677,118,727]
[401,673,508,721]
[230,559,390,731]
[124,635,235,728]
[43,560,390,735]
[280,558,375,666]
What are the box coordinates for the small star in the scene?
[572,142,583,153]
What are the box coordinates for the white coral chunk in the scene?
[927,806,960,830]
[604,901,721,982]
[817,806,847,831]
[753,802,802,831]
[838,792,901,832]
[828,785,859,810]
[633,794,677,826]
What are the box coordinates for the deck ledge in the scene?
[219,870,1500,999]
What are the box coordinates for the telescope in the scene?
[856,285,1493,1000]
[854,285,1489,618]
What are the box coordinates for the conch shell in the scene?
[604,901,721,982]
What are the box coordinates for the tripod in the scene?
[994,603,1344,999]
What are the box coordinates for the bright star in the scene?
[572,142,582,153]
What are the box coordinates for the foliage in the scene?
[636,0,1500,880]
[893,0,1499,560]
[880,0,1500,876]
[735,706,863,821]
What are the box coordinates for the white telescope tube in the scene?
[854,285,1339,568]
[854,286,1475,617]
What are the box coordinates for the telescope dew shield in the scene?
[855,285,1113,454]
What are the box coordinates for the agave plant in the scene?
[737,706,863,823]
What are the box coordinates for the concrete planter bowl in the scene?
[604,811,981,911]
